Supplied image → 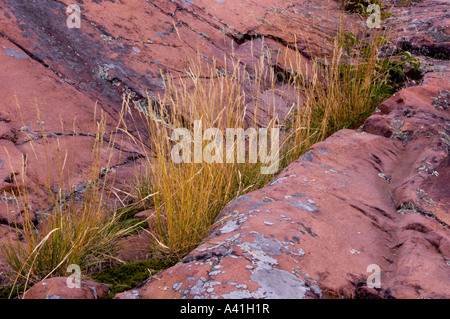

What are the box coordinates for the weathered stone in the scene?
[386,0,450,59]
[20,277,110,299]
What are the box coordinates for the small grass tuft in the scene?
[0,106,142,298]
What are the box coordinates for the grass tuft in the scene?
[124,24,418,258]
[0,107,141,298]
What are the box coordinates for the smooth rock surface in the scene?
[20,277,110,299]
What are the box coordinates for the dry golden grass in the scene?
[119,48,282,257]
[0,105,141,297]
[123,24,400,258]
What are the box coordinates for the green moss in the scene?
[91,259,177,298]
[0,259,176,299]
[336,0,393,20]
[117,206,143,222]
[0,285,26,299]
[115,206,149,236]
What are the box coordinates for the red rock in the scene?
[16,136,122,193]
[0,0,351,126]
[0,38,115,145]
[20,277,110,299]
[116,231,155,263]
[134,209,155,220]
[0,140,24,191]
[0,0,352,226]
[0,119,17,143]
[0,139,37,228]
[0,225,19,285]
[116,64,450,299]
[386,0,449,60]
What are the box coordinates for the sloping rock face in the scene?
[19,277,110,299]
[0,0,346,117]
[387,0,449,60]
[115,68,449,299]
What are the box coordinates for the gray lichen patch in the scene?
[308,284,323,298]
[236,233,284,269]
[417,161,439,176]
[97,64,115,81]
[391,130,410,140]
[249,268,309,299]
[390,119,404,130]
[417,188,437,206]
[252,233,283,256]
[223,194,270,211]
[3,46,28,59]
[389,119,410,141]
[298,152,314,162]
[438,131,450,146]
[288,200,318,212]
[220,267,310,299]
[0,195,18,204]
[172,282,183,291]
[431,90,449,110]
[397,201,420,215]
[377,173,392,183]
[219,216,247,234]
[120,290,142,299]
[269,174,297,186]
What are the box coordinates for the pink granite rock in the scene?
[20,277,110,299]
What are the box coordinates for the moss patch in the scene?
[0,285,26,299]
[91,259,177,298]
[115,206,149,236]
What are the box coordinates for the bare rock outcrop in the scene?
[19,277,110,299]
[386,0,449,60]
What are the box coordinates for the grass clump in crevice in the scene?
[0,105,142,298]
[279,27,419,165]
[124,19,420,260]
[121,48,283,258]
